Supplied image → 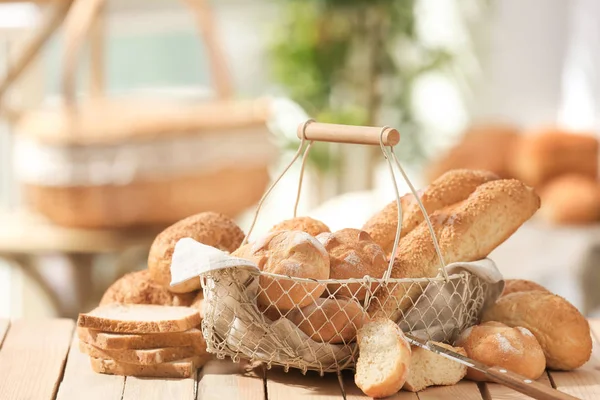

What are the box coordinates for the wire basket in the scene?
[199,121,490,374]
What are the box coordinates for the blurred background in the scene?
[0,0,599,319]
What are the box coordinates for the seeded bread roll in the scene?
[232,230,330,311]
[482,291,592,370]
[369,179,540,321]
[403,342,467,392]
[270,216,330,237]
[456,321,546,381]
[539,174,600,225]
[316,229,387,300]
[502,279,548,297]
[148,212,245,293]
[355,319,411,398]
[100,270,196,307]
[363,169,499,255]
[288,297,369,343]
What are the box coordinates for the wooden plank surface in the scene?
[418,381,483,400]
[123,376,196,400]
[547,320,600,399]
[0,319,74,400]
[266,367,344,399]
[342,371,418,399]
[56,334,125,400]
[198,360,265,400]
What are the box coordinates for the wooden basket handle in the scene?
[297,121,400,146]
[62,0,234,108]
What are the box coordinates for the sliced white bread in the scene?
[79,341,201,365]
[77,326,205,350]
[90,356,206,378]
[355,319,412,398]
[403,342,468,392]
[77,304,201,333]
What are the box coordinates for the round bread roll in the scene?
[288,297,368,343]
[190,291,205,319]
[456,321,546,381]
[231,230,330,311]
[100,270,196,307]
[148,212,245,293]
[369,179,540,321]
[269,216,330,237]
[482,291,592,370]
[511,128,599,187]
[363,169,499,255]
[539,174,600,225]
[502,279,548,297]
[316,229,387,300]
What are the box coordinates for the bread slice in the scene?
[355,319,412,398]
[77,304,201,333]
[90,356,206,378]
[79,341,200,365]
[403,342,467,392]
[77,326,205,350]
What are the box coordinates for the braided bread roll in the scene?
[368,179,540,321]
[363,169,499,255]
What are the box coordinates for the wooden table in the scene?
[1,319,599,399]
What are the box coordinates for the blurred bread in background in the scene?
[510,128,598,187]
[539,175,600,225]
[426,123,520,182]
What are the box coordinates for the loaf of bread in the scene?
[100,270,196,307]
[502,279,548,297]
[90,356,205,378]
[403,342,467,392]
[190,291,205,319]
[426,123,520,182]
[363,169,499,255]
[270,216,330,237]
[78,326,205,350]
[232,230,330,311]
[316,229,387,300]
[77,304,201,334]
[456,321,546,381]
[148,212,245,293]
[80,340,199,365]
[355,319,411,398]
[369,179,540,320]
[539,175,600,225]
[288,297,368,343]
[511,129,598,187]
[482,291,592,370]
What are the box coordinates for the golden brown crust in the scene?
[79,341,199,365]
[369,179,540,320]
[456,321,546,381]
[232,230,330,311]
[511,129,599,187]
[269,216,331,237]
[316,229,387,300]
[288,297,369,343]
[482,291,592,370]
[77,326,204,350]
[363,169,499,255]
[148,211,245,293]
[539,174,600,225]
[502,279,548,297]
[100,270,196,307]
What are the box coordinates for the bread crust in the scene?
[482,291,592,370]
[270,216,330,237]
[456,321,546,381]
[288,297,368,343]
[539,174,600,225]
[317,229,387,300]
[79,340,199,365]
[363,169,499,255]
[502,279,548,297]
[78,326,205,350]
[100,270,196,307]
[90,356,206,378]
[369,179,540,320]
[232,230,330,311]
[148,211,245,293]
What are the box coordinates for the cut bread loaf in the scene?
[79,340,199,365]
[77,327,205,350]
[77,304,201,334]
[355,319,411,398]
[90,356,205,378]
[403,342,467,392]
